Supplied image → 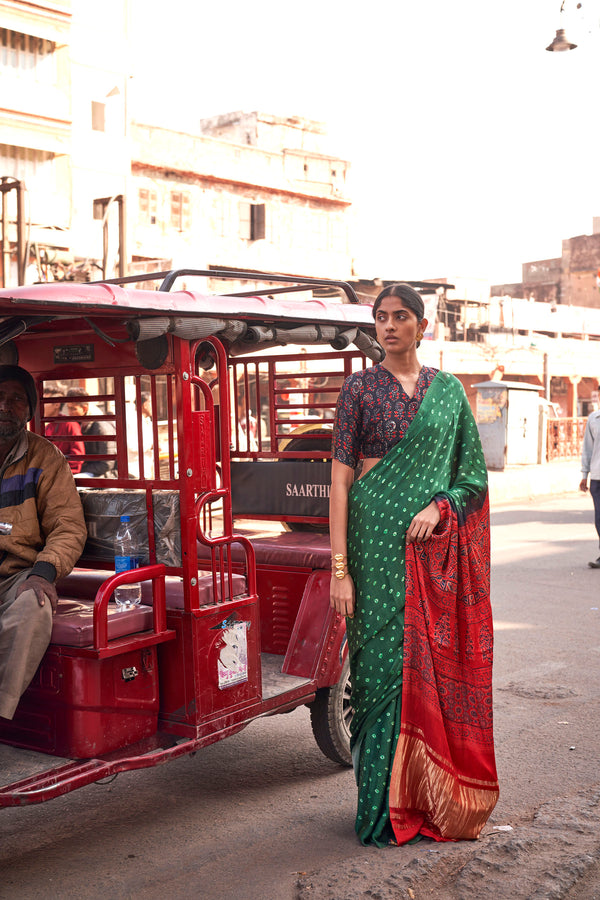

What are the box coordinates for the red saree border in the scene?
[389,494,499,844]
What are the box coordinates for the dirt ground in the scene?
[295,494,600,900]
[295,786,600,899]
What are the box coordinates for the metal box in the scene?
[474,380,542,470]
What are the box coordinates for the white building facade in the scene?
[0,2,352,286]
[130,113,352,283]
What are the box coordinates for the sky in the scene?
[129,0,600,286]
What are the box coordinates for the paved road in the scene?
[1,493,599,899]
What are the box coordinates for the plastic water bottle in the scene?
[114,515,141,610]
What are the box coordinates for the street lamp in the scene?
[546,1,582,51]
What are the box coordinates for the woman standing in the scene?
[330,283,498,846]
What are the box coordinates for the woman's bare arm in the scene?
[329,459,356,618]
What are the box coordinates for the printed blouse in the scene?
[332,364,439,468]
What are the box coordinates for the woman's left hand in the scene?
[407,500,441,543]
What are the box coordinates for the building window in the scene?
[138,188,157,225]
[170,191,191,231]
[0,29,56,81]
[251,203,266,240]
[239,202,266,241]
[91,101,105,132]
[92,199,105,220]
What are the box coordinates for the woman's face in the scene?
[374,296,426,353]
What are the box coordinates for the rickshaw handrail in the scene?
[93,564,168,650]
[195,489,257,598]
[94,267,363,304]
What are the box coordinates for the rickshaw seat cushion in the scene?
[50,598,154,648]
[198,531,332,570]
[55,569,248,614]
[139,572,247,608]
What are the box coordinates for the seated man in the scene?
[0,366,87,720]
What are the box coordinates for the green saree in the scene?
[346,371,497,846]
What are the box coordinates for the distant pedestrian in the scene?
[44,385,85,474]
[579,397,600,568]
[66,388,115,477]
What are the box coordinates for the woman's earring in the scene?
[416,332,423,341]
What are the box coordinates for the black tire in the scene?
[310,656,353,766]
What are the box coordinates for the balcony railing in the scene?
[547,417,586,461]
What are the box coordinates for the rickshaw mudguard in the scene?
[282,569,347,686]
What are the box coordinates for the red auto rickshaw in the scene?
[0,269,383,806]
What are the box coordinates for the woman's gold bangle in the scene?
[333,555,348,579]
[331,552,348,579]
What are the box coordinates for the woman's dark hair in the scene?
[372,283,425,322]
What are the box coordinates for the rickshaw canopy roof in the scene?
[0,282,376,330]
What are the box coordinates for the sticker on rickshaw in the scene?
[217,621,249,689]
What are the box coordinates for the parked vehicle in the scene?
[0,269,383,806]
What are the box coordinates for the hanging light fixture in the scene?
[546,27,577,51]
[546,1,579,50]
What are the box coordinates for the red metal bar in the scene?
[268,363,277,453]
[165,373,176,480]
[150,378,160,480]
[173,338,200,610]
[202,338,232,532]
[145,486,157,563]
[92,564,167,650]
[133,378,144,479]
[195,488,257,599]
[113,376,128,477]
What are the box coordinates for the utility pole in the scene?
[0,177,26,288]
[93,194,127,279]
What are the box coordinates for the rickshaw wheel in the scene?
[309,656,353,767]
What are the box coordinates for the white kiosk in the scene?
[474,380,542,470]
